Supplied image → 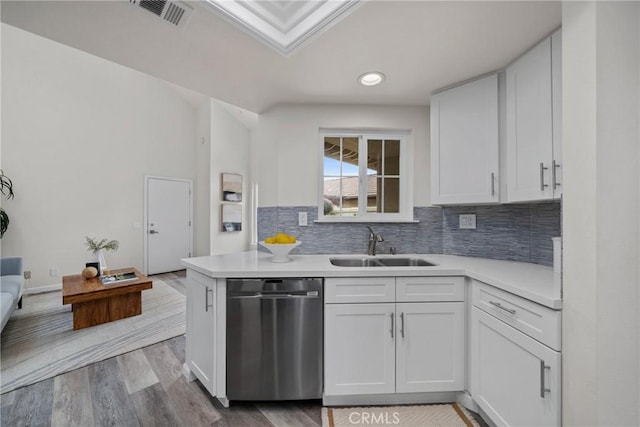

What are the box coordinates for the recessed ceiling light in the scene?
[358,72,385,87]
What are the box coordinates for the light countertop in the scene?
[182,252,562,309]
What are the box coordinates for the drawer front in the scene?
[396,276,465,302]
[325,277,395,303]
[472,280,561,351]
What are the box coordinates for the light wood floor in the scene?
[0,271,322,427]
[0,270,487,427]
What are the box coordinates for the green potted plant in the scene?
[84,237,119,273]
[0,170,14,238]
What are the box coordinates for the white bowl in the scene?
[259,241,301,262]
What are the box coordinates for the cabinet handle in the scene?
[205,286,213,312]
[491,172,495,196]
[552,160,561,190]
[540,163,549,191]
[400,312,405,338]
[489,300,516,315]
[390,312,395,339]
[540,360,551,398]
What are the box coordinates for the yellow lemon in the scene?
[275,233,289,243]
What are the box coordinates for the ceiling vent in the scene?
[128,0,193,28]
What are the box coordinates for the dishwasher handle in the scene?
[229,291,320,299]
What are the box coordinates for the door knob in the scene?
[149,230,159,234]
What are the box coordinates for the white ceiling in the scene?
[0,1,561,113]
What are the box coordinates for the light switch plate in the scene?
[298,212,308,226]
[459,214,477,229]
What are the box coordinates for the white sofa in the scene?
[1,257,24,332]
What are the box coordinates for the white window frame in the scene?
[317,128,414,223]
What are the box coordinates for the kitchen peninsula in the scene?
[182,251,562,427]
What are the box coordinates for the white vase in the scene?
[94,250,107,274]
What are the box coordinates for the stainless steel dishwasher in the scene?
[226,278,323,401]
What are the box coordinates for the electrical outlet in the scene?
[459,214,477,229]
[50,268,59,277]
[298,212,308,226]
[24,270,32,280]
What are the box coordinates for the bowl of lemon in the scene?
[259,233,301,262]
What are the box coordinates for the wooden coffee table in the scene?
[62,268,153,330]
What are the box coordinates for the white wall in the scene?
[1,24,200,288]
[209,100,252,254]
[195,100,211,257]
[593,4,640,424]
[252,104,430,208]
[562,2,640,425]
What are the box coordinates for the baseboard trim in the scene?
[323,391,461,407]
[456,391,479,413]
[24,283,62,295]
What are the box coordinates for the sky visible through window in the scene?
[324,157,375,178]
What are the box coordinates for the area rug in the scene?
[0,280,185,394]
[322,403,480,427]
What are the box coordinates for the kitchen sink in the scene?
[377,257,436,267]
[329,257,436,267]
[329,258,386,267]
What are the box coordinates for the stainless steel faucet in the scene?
[366,226,384,256]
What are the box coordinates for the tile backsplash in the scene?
[258,207,443,255]
[442,202,561,265]
[257,202,560,266]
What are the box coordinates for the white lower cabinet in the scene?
[471,281,561,427]
[324,277,465,397]
[324,303,396,395]
[185,269,216,395]
[396,302,465,393]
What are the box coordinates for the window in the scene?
[319,130,413,222]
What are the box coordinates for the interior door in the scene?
[145,176,192,275]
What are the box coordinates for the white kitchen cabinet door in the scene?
[186,270,216,395]
[506,37,555,202]
[471,307,561,427]
[396,302,465,393]
[550,29,562,198]
[324,303,396,396]
[430,74,499,205]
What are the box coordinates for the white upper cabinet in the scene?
[506,30,562,202]
[431,74,499,205]
[551,30,562,198]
